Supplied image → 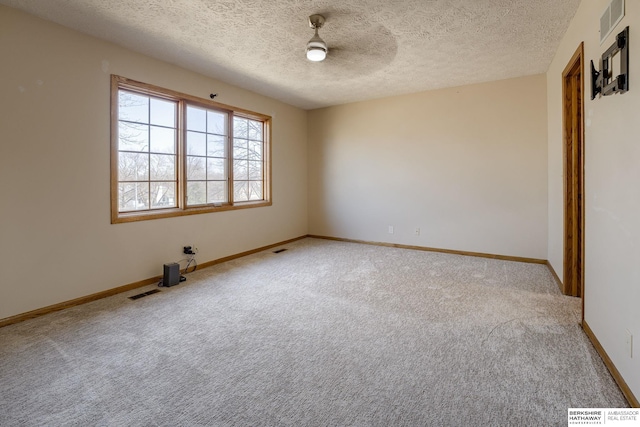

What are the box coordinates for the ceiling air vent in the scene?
[600,0,625,44]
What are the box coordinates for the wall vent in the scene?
[600,0,625,44]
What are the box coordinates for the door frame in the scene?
[562,43,585,320]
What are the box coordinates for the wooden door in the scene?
[562,43,585,307]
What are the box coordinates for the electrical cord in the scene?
[184,256,197,273]
[181,249,198,274]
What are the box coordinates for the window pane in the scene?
[233,117,248,138]
[119,91,148,123]
[150,154,176,181]
[119,122,149,152]
[207,158,226,180]
[187,156,206,180]
[248,160,262,180]
[186,181,206,206]
[234,181,249,202]
[233,160,248,180]
[207,181,227,204]
[150,98,176,127]
[234,139,248,160]
[207,135,226,157]
[249,181,263,200]
[118,183,133,211]
[187,131,206,156]
[150,182,176,209]
[248,140,262,161]
[187,106,206,132]
[119,152,149,181]
[150,126,175,154]
[248,120,262,141]
[207,111,227,135]
[119,182,149,211]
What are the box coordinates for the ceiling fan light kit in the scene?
[306,14,327,62]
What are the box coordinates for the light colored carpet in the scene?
[0,238,627,426]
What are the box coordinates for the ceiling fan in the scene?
[306,14,328,62]
[302,13,397,74]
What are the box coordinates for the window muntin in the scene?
[117,91,178,212]
[185,106,229,206]
[111,76,271,223]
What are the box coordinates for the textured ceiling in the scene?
[2,0,580,109]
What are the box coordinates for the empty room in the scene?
[1,0,638,425]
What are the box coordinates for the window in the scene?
[111,75,271,223]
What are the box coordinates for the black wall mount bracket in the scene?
[591,26,629,100]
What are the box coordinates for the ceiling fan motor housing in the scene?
[308,14,325,29]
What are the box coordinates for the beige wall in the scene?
[547,0,640,397]
[0,6,308,319]
[308,75,548,259]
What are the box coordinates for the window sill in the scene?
[111,200,272,224]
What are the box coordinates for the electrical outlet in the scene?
[415,228,420,236]
[626,329,633,358]
[388,225,394,234]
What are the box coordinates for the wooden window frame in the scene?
[110,75,271,224]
